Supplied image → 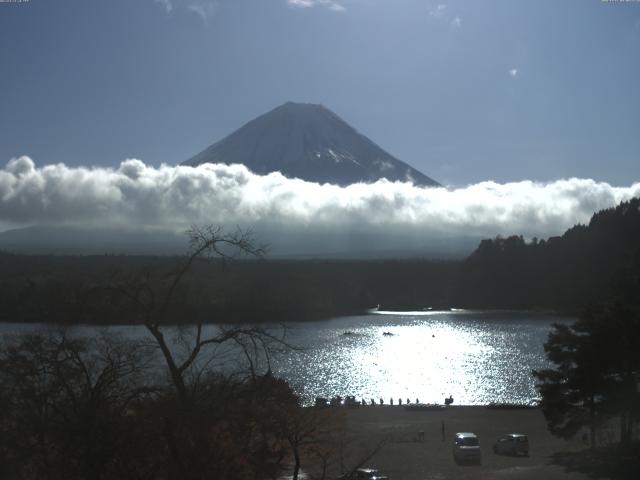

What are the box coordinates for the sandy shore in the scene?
[322,405,596,480]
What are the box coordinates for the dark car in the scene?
[493,433,529,456]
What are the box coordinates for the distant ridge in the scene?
[183,102,439,187]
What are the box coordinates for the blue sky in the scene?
[1,0,639,186]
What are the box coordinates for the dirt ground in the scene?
[334,405,598,480]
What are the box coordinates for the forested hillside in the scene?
[454,197,640,311]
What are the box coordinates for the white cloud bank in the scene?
[1,157,639,256]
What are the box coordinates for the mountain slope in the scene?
[183,102,439,187]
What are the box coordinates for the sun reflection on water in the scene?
[272,311,571,405]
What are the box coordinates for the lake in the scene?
[0,310,572,406]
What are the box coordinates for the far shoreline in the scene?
[0,308,577,327]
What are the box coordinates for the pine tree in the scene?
[534,258,640,448]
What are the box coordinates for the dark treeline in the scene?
[0,252,458,324]
[1,197,639,324]
[454,197,640,312]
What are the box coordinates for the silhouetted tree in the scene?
[0,331,156,480]
[533,315,610,448]
[100,225,299,480]
[534,262,640,448]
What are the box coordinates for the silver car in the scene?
[453,432,481,464]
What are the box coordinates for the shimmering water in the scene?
[270,311,572,405]
[0,311,572,405]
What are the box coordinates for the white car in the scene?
[453,432,481,464]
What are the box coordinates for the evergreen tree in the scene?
[534,259,640,448]
[533,315,609,448]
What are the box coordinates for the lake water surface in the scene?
[271,310,572,405]
[0,310,573,406]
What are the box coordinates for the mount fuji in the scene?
[183,102,439,187]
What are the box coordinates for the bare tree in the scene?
[278,405,335,480]
[0,331,156,480]
[278,407,389,480]
[101,226,283,406]
[92,225,302,480]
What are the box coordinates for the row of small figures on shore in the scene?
[316,395,454,407]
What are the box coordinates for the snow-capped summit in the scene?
[183,102,439,187]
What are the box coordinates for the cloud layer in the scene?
[1,157,639,256]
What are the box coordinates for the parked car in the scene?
[336,467,389,480]
[493,433,529,456]
[452,432,481,464]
